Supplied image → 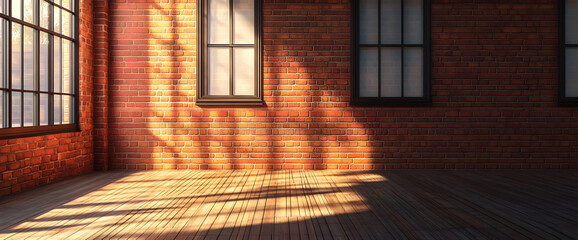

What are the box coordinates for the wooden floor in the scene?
[0,170,576,240]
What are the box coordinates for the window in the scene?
[0,0,78,138]
[352,0,430,105]
[561,0,578,103]
[197,0,262,105]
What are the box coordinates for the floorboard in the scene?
[0,170,576,240]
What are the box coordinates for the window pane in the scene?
[233,48,254,95]
[208,0,230,44]
[40,32,49,91]
[403,47,423,97]
[381,48,402,97]
[566,48,578,97]
[24,0,34,23]
[233,0,254,44]
[54,37,62,92]
[23,92,34,126]
[12,0,22,19]
[567,0,578,44]
[63,95,71,124]
[404,0,423,44]
[359,47,379,97]
[0,21,3,88]
[12,92,21,127]
[12,23,22,90]
[359,0,379,44]
[63,11,71,37]
[54,95,61,124]
[63,39,72,93]
[63,0,72,11]
[23,27,35,91]
[381,0,401,44]
[54,8,61,34]
[40,94,48,125]
[0,91,3,128]
[208,47,230,95]
[55,0,61,7]
[40,1,50,30]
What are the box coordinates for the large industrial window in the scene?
[197,0,262,105]
[561,0,578,103]
[352,0,430,105]
[0,0,78,138]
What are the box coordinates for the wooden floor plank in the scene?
[0,170,576,240]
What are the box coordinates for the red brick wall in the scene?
[104,0,577,170]
[0,0,95,197]
[94,0,110,171]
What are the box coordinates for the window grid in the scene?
[0,0,78,138]
[560,0,578,104]
[197,0,263,106]
[352,0,431,105]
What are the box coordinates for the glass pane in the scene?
[359,47,379,97]
[208,0,230,44]
[54,95,61,124]
[233,0,254,44]
[381,0,401,44]
[40,32,49,91]
[63,95,70,124]
[23,92,34,126]
[208,47,230,95]
[63,0,71,11]
[40,1,50,29]
[359,0,379,44]
[0,21,3,88]
[0,0,3,14]
[566,48,578,97]
[381,48,402,97]
[63,39,72,93]
[54,37,62,92]
[54,8,61,34]
[567,0,578,43]
[24,0,34,23]
[40,94,48,125]
[63,10,71,37]
[233,48,254,95]
[23,27,35,90]
[403,47,423,97]
[404,0,423,44]
[0,91,3,128]
[55,0,61,6]
[12,92,21,127]
[12,0,22,19]
[12,23,22,90]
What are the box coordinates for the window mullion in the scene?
[401,0,405,98]
[377,0,381,98]
[35,28,38,126]
[229,0,233,96]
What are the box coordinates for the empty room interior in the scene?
[0,0,577,239]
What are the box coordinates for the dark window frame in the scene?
[197,0,263,106]
[351,0,431,105]
[560,0,578,104]
[0,0,79,139]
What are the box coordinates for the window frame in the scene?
[351,0,431,105]
[197,0,263,106]
[560,0,578,104]
[0,0,79,139]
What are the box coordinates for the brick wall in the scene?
[104,0,577,170]
[0,0,94,197]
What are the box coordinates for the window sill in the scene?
[196,97,264,107]
[0,124,79,139]
[351,97,432,106]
